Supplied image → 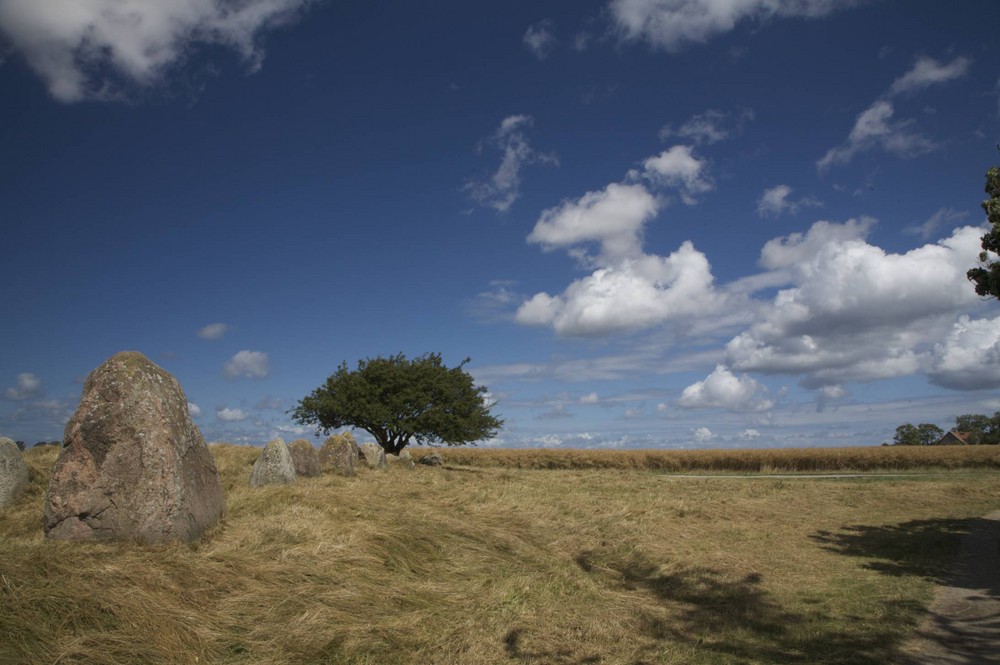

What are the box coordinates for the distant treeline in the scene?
[893,412,1000,446]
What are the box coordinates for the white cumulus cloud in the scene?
[187,402,202,417]
[526,182,659,262]
[640,145,714,205]
[725,221,984,388]
[517,141,736,337]
[223,350,270,379]
[678,365,773,411]
[928,315,1000,390]
[0,0,315,102]
[217,407,249,422]
[692,426,714,442]
[516,242,724,336]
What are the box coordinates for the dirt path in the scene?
[897,510,1000,664]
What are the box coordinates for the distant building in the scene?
[937,430,972,446]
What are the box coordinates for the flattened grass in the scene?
[1,444,999,664]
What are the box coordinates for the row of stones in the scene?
[248,435,435,486]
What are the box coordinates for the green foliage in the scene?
[893,423,944,446]
[292,353,503,454]
[967,164,1000,298]
[955,412,1000,444]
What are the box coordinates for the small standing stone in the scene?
[419,452,442,467]
[287,439,321,477]
[0,437,29,508]
[319,434,356,477]
[359,442,388,470]
[388,450,416,470]
[249,438,297,486]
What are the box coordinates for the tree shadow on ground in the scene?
[811,518,976,582]
[564,548,918,665]
[814,516,1000,665]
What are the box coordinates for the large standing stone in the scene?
[44,352,225,543]
[249,438,297,486]
[319,434,357,477]
[287,439,321,477]
[0,437,29,508]
[359,442,388,470]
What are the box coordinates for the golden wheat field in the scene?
[2,444,1000,664]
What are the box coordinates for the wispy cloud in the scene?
[609,0,865,52]
[523,20,557,59]
[888,55,972,97]
[0,0,317,102]
[818,55,971,172]
[817,100,937,172]
[659,108,754,145]
[197,323,231,340]
[3,373,43,401]
[756,185,822,218]
[465,115,558,213]
[903,207,968,240]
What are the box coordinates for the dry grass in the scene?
[408,444,1000,472]
[1,444,999,664]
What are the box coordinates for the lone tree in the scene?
[292,353,502,454]
[967,161,1000,298]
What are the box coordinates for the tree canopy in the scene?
[955,412,1000,444]
[892,423,944,446]
[291,353,503,454]
[967,162,1000,299]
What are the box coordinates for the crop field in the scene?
[2,444,1000,664]
[407,444,1000,472]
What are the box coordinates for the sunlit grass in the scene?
[1,444,998,663]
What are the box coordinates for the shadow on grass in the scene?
[814,516,1000,665]
[503,628,602,665]
[564,548,919,665]
[811,518,975,582]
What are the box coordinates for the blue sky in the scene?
[2,0,1000,449]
